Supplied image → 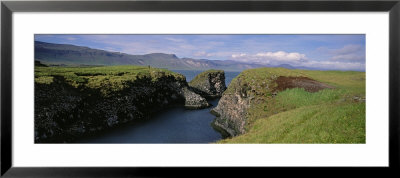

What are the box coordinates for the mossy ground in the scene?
[217,67,365,143]
[35,65,186,96]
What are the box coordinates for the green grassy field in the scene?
[218,68,365,143]
[35,65,185,96]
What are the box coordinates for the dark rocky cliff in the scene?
[189,69,227,98]
[211,76,253,137]
[35,69,209,143]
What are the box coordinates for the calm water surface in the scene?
[77,70,240,143]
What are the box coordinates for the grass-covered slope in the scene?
[215,67,365,143]
[34,65,192,142]
[35,65,186,97]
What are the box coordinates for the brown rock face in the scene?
[274,76,334,93]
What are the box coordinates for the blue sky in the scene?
[35,34,365,71]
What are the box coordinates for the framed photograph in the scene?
[1,0,399,177]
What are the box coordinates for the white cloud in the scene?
[194,51,207,57]
[302,60,365,71]
[164,37,185,43]
[332,44,362,55]
[230,50,364,71]
[318,44,365,62]
[66,37,77,41]
[231,51,307,65]
[193,51,239,58]
[231,53,247,58]
[255,51,306,62]
[331,54,364,61]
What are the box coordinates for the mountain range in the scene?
[35,41,304,71]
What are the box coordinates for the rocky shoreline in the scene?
[35,68,226,143]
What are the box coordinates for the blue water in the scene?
[77,70,240,143]
[172,70,239,86]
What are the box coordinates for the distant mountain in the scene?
[34,41,266,71]
[271,63,326,71]
[274,64,296,69]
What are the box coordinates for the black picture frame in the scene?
[1,0,399,177]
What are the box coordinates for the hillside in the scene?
[34,41,265,71]
[34,65,222,143]
[212,67,365,143]
[35,65,186,96]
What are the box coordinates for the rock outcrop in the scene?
[35,70,210,143]
[211,76,252,137]
[211,68,335,137]
[181,87,210,109]
[189,70,227,98]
